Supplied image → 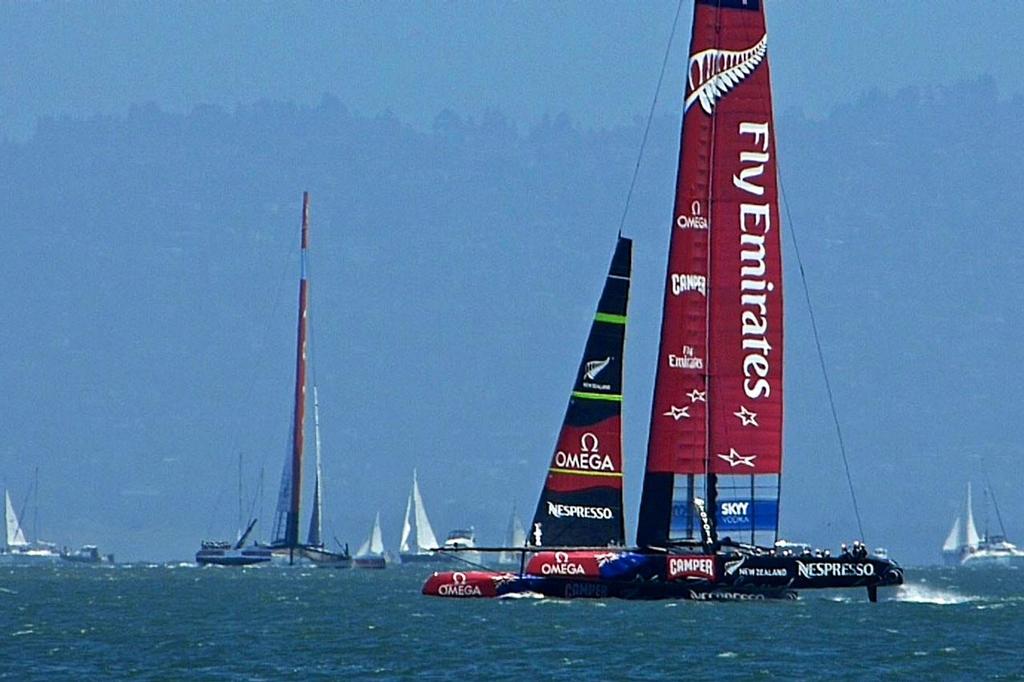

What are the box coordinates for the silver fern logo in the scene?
[685,34,767,115]
[584,357,612,381]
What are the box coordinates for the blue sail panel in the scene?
[715,499,779,533]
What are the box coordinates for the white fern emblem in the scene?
[684,34,767,115]
[584,357,612,381]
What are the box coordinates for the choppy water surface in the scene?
[1,564,1021,679]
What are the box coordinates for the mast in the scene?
[32,466,39,543]
[638,0,782,548]
[983,470,1009,539]
[530,236,631,547]
[237,453,244,541]
[271,192,311,555]
[288,192,310,550]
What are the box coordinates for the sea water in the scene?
[1,564,1021,679]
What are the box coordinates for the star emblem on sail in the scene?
[684,34,767,115]
[687,389,706,403]
[663,405,691,421]
[733,405,759,427]
[716,448,757,468]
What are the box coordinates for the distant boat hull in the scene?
[354,555,386,569]
[960,550,1024,568]
[301,546,352,568]
[423,549,904,600]
[196,546,273,567]
[60,546,115,565]
[0,548,60,565]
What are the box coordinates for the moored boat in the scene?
[60,544,115,565]
[441,528,481,566]
[942,483,981,566]
[945,482,1024,567]
[196,519,273,567]
[398,469,440,564]
[354,513,387,569]
[1,489,59,565]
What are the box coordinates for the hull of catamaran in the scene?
[196,546,273,566]
[423,549,903,600]
[259,546,352,567]
[959,544,1024,568]
[301,546,353,568]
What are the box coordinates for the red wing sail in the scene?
[272,192,311,548]
[530,237,632,547]
[638,0,782,547]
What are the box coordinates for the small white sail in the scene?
[411,470,438,551]
[370,512,385,555]
[964,482,981,548]
[306,385,324,548]
[357,512,385,558]
[500,506,528,564]
[511,513,527,547]
[399,492,414,553]
[5,491,28,547]
[942,516,962,552]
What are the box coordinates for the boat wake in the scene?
[893,583,974,605]
[496,591,545,601]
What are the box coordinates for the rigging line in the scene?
[204,232,297,534]
[981,467,1008,538]
[615,0,685,237]
[778,176,867,543]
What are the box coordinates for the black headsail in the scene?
[529,236,631,547]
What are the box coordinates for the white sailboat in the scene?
[354,512,386,569]
[942,483,981,565]
[497,506,527,566]
[398,470,440,564]
[1,489,59,564]
[945,482,1024,568]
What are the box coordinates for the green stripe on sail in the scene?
[594,312,627,325]
[571,391,623,402]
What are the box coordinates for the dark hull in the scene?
[196,552,273,567]
[423,549,904,601]
[354,556,386,569]
[59,555,114,565]
[301,547,352,568]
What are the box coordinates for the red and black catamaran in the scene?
[423,0,903,600]
[269,192,351,567]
